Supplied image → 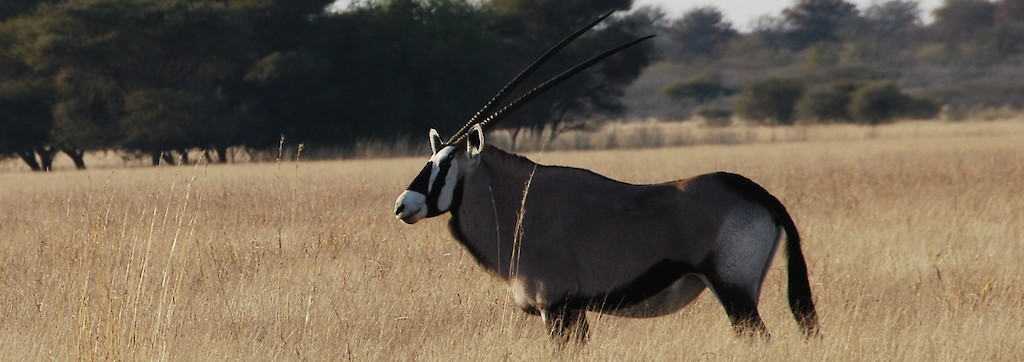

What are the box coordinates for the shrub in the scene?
[803,42,841,69]
[830,80,865,95]
[735,77,804,125]
[796,81,868,122]
[695,106,733,127]
[797,88,851,122]
[660,77,731,102]
[848,82,910,124]
[903,96,941,119]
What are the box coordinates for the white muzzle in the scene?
[395,190,428,224]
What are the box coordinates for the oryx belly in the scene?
[600,274,706,318]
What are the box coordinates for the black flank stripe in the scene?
[574,260,698,312]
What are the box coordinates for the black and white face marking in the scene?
[395,126,484,224]
[395,145,462,224]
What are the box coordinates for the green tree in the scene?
[995,0,1024,22]
[246,0,505,148]
[0,89,54,170]
[992,0,1024,56]
[735,77,804,125]
[848,82,939,124]
[0,2,59,170]
[797,88,851,122]
[847,82,908,124]
[660,77,731,102]
[749,15,792,50]
[17,0,251,164]
[273,0,658,148]
[931,0,996,43]
[121,89,223,165]
[854,0,924,62]
[243,50,331,148]
[212,0,336,152]
[49,73,121,167]
[782,0,860,50]
[665,6,738,60]
[484,0,658,141]
[225,0,333,54]
[794,81,862,122]
[0,0,50,20]
[694,105,733,127]
[990,21,1024,56]
[864,0,922,37]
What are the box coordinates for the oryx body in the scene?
[396,128,818,341]
[392,11,818,343]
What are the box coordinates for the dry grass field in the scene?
[1,120,1022,360]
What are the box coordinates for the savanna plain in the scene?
[1,120,1022,360]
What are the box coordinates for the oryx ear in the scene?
[467,124,485,157]
[429,128,444,154]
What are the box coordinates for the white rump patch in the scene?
[712,206,780,298]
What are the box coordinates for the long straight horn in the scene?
[446,11,617,145]
[448,34,656,145]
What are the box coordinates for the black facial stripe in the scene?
[449,178,464,212]
[426,161,451,215]
[406,163,433,194]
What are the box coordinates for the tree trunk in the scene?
[178,149,190,164]
[152,151,162,166]
[62,149,87,170]
[214,145,227,163]
[161,151,175,165]
[36,146,56,171]
[510,127,522,151]
[17,151,42,171]
[546,124,561,146]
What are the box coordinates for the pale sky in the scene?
[634,0,944,29]
[331,1,945,30]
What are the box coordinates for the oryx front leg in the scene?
[512,278,588,344]
[541,305,589,345]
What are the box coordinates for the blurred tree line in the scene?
[0,0,656,170]
[646,0,1024,125]
[3,0,1024,170]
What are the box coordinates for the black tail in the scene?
[713,172,819,336]
[776,205,820,336]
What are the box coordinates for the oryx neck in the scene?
[480,146,538,181]
[448,146,540,278]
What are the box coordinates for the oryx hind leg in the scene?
[541,306,589,345]
[705,281,769,338]
[704,205,782,338]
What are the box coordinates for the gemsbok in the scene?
[393,12,819,343]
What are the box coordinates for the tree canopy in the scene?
[665,7,737,60]
[2,0,1023,170]
[0,0,657,169]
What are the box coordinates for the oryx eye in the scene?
[440,153,454,166]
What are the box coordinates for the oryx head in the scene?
[394,11,654,224]
[395,125,485,224]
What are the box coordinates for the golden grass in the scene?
[1,120,1022,360]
